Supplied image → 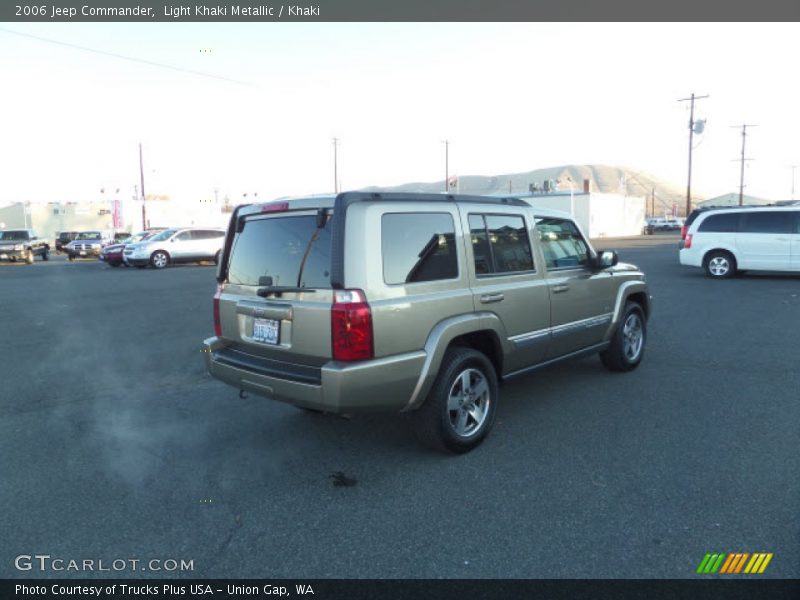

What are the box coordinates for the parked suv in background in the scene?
[203,193,651,453]
[123,227,226,269]
[680,206,800,278]
[55,231,79,253]
[0,229,50,263]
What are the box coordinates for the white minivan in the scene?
[679,206,800,278]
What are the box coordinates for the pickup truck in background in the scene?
[0,229,50,263]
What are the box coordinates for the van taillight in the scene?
[684,234,693,249]
[331,289,373,361]
[213,284,223,337]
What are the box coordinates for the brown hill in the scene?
[363,164,697,216]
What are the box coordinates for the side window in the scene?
[174,231,192,242]
[469,214,534,275]
[381,213,458,284]
[190,230,209,240]
[739,211,792,234]
[698,213,740,232]
[535,217,590,270]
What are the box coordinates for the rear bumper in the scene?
[679,249,702,267]
[202,337,426,413]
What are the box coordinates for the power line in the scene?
[0,27,254,86]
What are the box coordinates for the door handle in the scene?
[480,293,505,304]
[552,284,570,294]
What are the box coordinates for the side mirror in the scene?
[595,250,618,269]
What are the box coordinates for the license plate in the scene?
[79,251,86,256]
[0,254,7,259]
[253,318,280,345]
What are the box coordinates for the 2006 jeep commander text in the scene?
[203,193,651,453]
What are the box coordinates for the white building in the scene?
[498,189,647,239]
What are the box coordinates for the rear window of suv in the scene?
[228,214,332,288]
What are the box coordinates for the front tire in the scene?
[150,251,169,269]
[704,251,736,279]
[411,347,498,454]
[25,250,34,264]
[600,302,646,372]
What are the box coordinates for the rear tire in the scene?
[411,347,498,454]
[600,302,646,372]
[41,248,49,261]
[704,251,736,279]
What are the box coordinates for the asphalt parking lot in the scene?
[1,237,798,579]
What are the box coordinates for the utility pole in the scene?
[332,137,339,194]
[651,187,655,218]
[678,93,709,217]
[732,124,756,206]
[139,142,147,230]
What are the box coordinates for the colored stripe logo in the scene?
[696,552,773,574]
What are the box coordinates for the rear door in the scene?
[218,208,334,367]
[736,211,793,270]
[461,208,551,374]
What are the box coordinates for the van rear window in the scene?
[227,215,332,288]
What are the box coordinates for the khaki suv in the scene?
[203,193,651,453]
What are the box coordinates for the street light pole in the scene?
[444,139,449,193]
[139,142,147,229]
[332,137,339,194]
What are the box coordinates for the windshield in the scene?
[146,229,177,242]
[0,230,29,241]
[76,232,101,240]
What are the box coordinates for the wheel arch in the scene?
[402,313,508,412]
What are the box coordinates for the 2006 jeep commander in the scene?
[203,192,651,453]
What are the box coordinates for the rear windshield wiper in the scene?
[257,276,317,298]
[256,286,318,298]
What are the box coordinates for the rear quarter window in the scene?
[698,213,740,232]
[381,213,458,284]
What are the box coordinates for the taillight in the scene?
[681,224,688,239]
[331,289,373,361]
[684,234,693,249]
[213,283,224,337]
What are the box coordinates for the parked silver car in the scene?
[123,227,226,269]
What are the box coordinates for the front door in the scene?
[534,216,617,359]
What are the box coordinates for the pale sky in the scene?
[2,22,799,204]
